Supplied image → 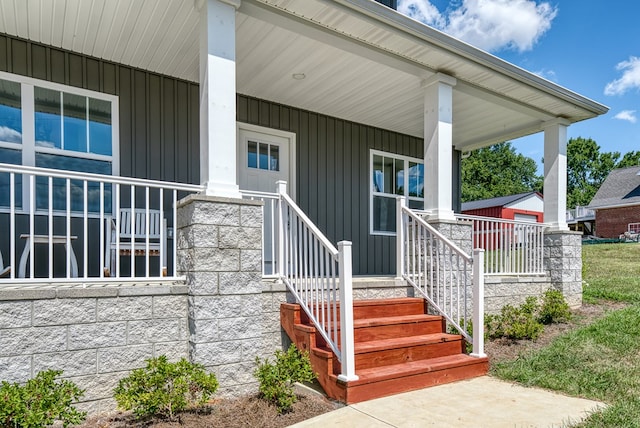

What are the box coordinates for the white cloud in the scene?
[0,126,21,143]
[533,69,557,82]
[397,0,557,53]
[613,110,637,123]
[604,57,640,96]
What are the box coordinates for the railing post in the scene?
[471,248,486,358]
[276,181,287,279]
[395,196,406,279]
[337,241,358,382]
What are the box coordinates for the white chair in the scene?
[104,208,168,277]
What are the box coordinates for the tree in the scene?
[566,138,640,208]
[461,142,542,202]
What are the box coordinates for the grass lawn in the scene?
[492,243,640,427]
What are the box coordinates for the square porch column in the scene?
[543,119,570,231]
[423,73,456,221]
[198,0,242,199]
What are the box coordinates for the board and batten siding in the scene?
[237,95,424,275]
[0,35,200,185]
[0,34,447,276]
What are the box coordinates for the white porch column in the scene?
[543,119,570,231]
[422,73,456,221]
[198,0,242,198]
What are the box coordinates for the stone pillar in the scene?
[544,231,582,308]
[198,0,242,198]
[177,194,264,396]
[543,119,570,231]
[423,73,456,221]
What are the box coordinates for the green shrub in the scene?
[0,369,86,428]
[486,303,544,341]
[113,356,218,420]
[254,344,316,414]
[538,289,572,324]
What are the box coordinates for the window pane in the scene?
[373,196,396,233]
[373,155,383,192]
[35,86,62,149]
[0,147,22,207]
[89,98,112,155]
[0,79,22,144]
[63,92,87,153]
[408,162,424,198]
[383,156,393,193]
[258,143,268,170]
[408,199,424,210]
[247,141,257,168]
[395,158,404,195]
[270,145,280,171]
[35,153,112,212]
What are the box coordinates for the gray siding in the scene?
[0,35,200,185]
[238,95,424,275]
[0,35,463,276]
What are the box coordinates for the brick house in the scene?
[589,166,640,238]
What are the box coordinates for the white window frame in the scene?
[0,71,120,212]
[370,149,424,236]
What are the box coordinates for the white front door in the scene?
[238,127,292,194]
[237,124,295,276]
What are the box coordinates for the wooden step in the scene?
[280,298,489,405]
[352,298,427,320]
[354,333,464,370]
[341,354,489,403]
[353,314,444,341]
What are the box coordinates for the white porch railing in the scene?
[397,198,485,358]
[240,189,280,278]
[566,206,595,221]
[455,214,546,275]
[240,181,357,381]
[0,163,201,283]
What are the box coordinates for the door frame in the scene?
[236,122,297,200]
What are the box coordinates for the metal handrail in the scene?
[276,181,357,381]
[397,198,485,358]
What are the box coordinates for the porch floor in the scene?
[291,376,605,427]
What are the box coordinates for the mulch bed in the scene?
[80,393,337,428]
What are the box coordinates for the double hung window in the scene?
[370,150,424,235]
[0,72,119,212]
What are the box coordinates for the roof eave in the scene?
[335,0,609,118]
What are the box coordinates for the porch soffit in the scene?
[0,0,608,150]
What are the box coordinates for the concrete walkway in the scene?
[292,377,606,428]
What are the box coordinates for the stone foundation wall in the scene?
[0,285,188,414]
[484,276,553,314]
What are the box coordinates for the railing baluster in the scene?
[29,174,35,279]
[130,186,135,278]
[9,173,15,279]
[48,177,53,279]
[115,183,121,279]
[66,178,71,279]
[83,180,88,279]
[145,187,150,279]
[100,182,105,279]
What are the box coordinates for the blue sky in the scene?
[397,0,640,172]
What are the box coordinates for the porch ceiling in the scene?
[0,0,608,151]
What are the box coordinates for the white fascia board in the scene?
[332,0,609,117]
